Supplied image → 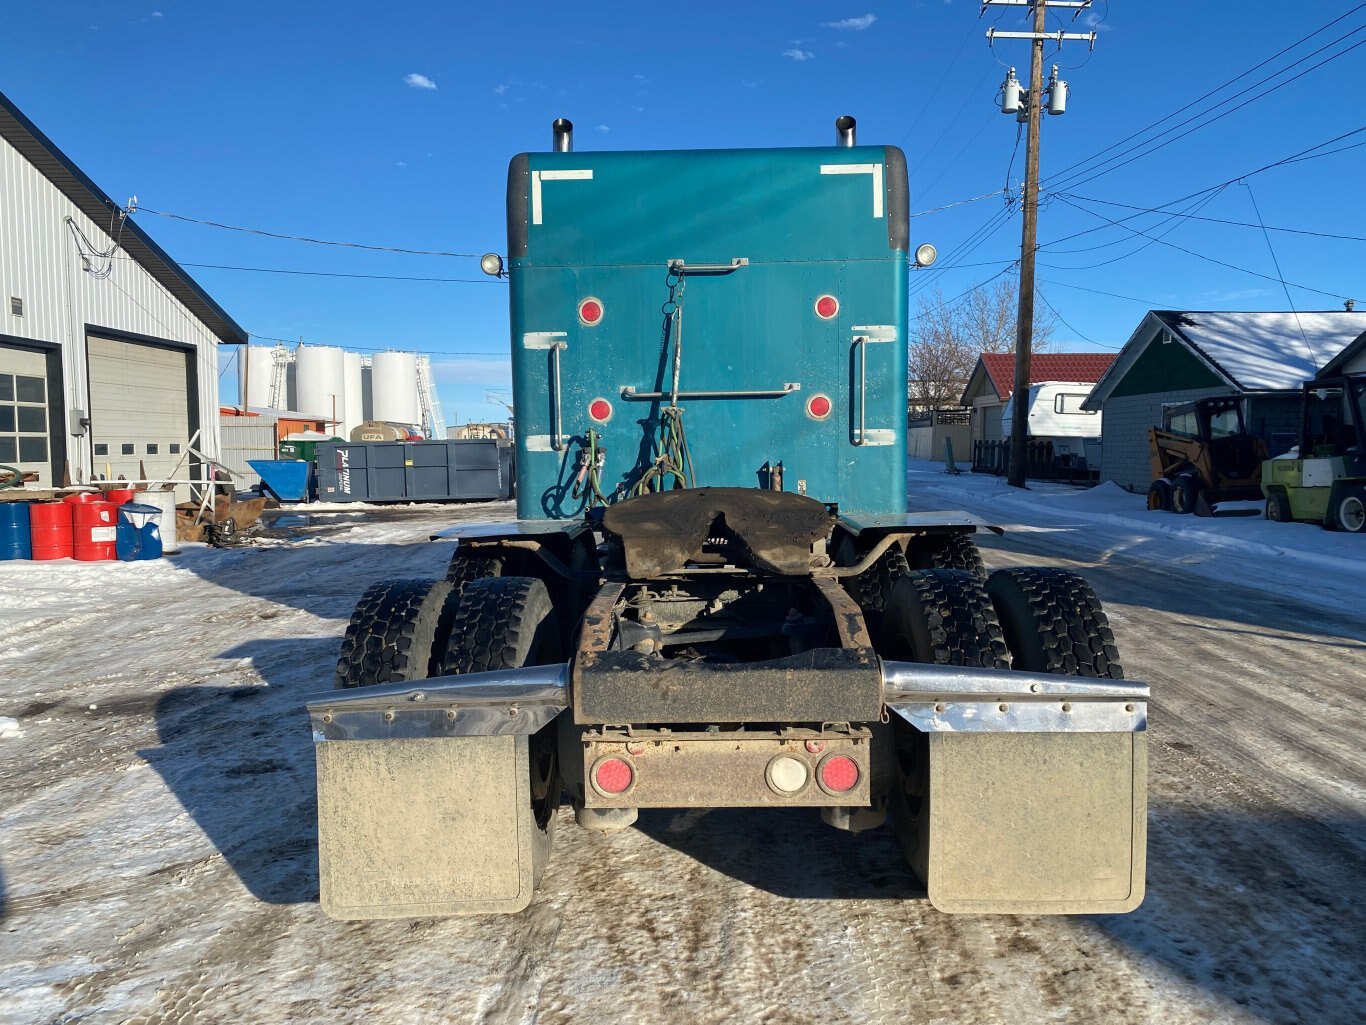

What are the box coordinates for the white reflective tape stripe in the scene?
[852,324,897,343]
[857,429,896,447]
[523,331,568,350]
[531,169,594,225]
[524,435,554,452]
[820,163,884,218]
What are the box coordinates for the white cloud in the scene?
[783,49,815,61]
[404,73,438,91]
[1084,13,1114,31]
[822,14,876,31]
[494,83,510,96]
[396,161,407,168]
[741,79,762,89]
[151,10,164,16]
[595,124,611,133]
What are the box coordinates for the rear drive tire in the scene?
[445,550,505,588]
[1333,487,1366,533]
[880,569,1009,888]
[1170,475,1198,515]
[334,578,455,689]
[880,569,1010,669]
[440,576,562,885]
[1147,479,1173,512]
[917,533,987,580]
[851,547,911,637]
[986,567,1124,679]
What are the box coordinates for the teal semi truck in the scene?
[307,118,1148,919]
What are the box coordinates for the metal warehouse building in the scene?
[0,90,245,491]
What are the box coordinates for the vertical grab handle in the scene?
[853,334,868,446]
[551,341,567,452]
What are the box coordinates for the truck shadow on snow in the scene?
[138,637,338,905]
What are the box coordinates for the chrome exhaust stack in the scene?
[552,118,574,153]
[835,115,857,147]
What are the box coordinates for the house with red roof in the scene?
[958,352,1117,444]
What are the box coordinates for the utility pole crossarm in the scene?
[987,29,1097,45]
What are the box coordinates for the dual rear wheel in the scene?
[334,573,563,884]
[877,564,1123,885]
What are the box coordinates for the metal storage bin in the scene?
[315,439,513,503]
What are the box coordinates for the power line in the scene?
[1041,6,1366,190]
[1040,187,1229,269]
[181,261,505,284]
[244,333,510,358]
[1038,278,1168,307]
[911,190,1007,217]
[1049,194,1350,301]
[1057,192,1366,243]
[133,206,488,259]
[1046,27,1366,194]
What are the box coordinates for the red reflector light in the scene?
[807,394,832,420]
[588,398,612,423]
[579,297,604,326]
[594,757,634,795]
[815,294,839,320]
[819,754,859,793]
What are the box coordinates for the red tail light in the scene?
[807,394,832,420]
[588,398,612,423]
[579,297,604,326]
[815,294,839,320]
[593,757,634,795]
[818,754,859,793]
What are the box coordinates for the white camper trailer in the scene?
[1000,381,1103,465]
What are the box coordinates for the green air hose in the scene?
[0,464,23,490]
[631,405,696,496]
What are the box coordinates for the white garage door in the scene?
[0,343,53,486]
[88,335,192,487]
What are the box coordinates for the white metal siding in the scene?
[0,133,222,483]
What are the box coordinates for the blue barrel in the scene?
[0,502,33,560]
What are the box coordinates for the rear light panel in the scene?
[815,294,839,320]
[580,728,871,807]
[588,398,613,423]
[806,393,833,420]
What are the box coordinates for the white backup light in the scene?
[766,755,810,794]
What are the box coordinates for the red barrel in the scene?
[30,502,74,560]
[103,488,137,505]
[72,501,118,561]
[63,492,103,505]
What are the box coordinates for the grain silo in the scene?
[343,351,364,439]
[295,343,347,430]
[371,351,421,426]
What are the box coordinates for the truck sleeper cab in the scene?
[307,119,1148,921]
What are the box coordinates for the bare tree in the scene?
[907,277,1056,416]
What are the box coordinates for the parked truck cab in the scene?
[307,119,1148,921]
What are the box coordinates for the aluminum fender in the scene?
[309,664,569,741]
[881,660,1148,734]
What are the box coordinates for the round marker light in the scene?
[807,394,832,420]
[914,243,938,268]
[818,754,859,794]
[815,294,839,320]
[578,297,604,326]
[588,398,612,423]
[480,252,504,277]
[594,757,634,795]
[766,755,810,795]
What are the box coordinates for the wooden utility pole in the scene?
[1008,0,1047,488]
[982,0,1096,487]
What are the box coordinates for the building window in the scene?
[146,443,158,455]
[169,443,181,454]
[94,443,109,456]
[8,297,22,317]
[121,443,134,455]
[0,371,48,468]
[1053,393,1096,415]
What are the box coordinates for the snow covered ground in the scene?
[0,477,1362,1025]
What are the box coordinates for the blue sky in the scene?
[4,2,1362,425]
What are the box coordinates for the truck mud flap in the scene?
[925,731,1145,914]
[884,660,1147,915]
[308,665,569,920]
[316,735,538,918]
